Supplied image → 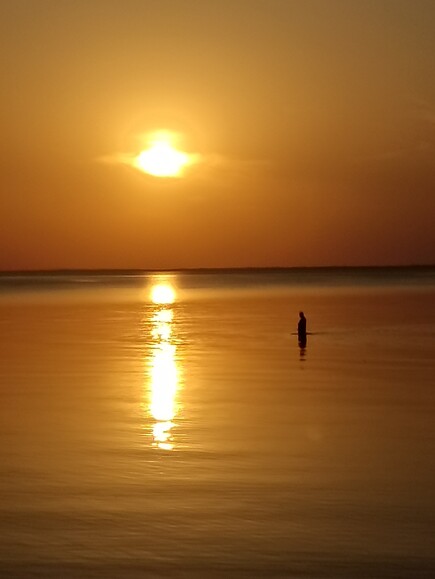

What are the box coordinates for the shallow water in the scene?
[0,269,434,578]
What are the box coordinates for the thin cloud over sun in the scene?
[100,130,202,179]
[98,129,269,181]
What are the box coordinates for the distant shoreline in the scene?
[0,264,434,277]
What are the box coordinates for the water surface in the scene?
[0,268,434,578]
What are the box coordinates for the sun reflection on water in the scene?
[148,282,179,450]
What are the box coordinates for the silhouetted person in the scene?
[298,311,307,347]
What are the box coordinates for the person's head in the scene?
[299,311,304,319]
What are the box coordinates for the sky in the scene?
[1,0,434,270]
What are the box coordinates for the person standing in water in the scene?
[298,311,307,346]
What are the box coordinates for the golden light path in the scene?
[135,132,194,178]
[148,282,179,450]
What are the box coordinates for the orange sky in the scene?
[1,0,434,270]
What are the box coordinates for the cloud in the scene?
[97,148,269,181]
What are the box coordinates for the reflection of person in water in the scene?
[298,311,307,347]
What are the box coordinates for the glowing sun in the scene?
[135,133,193,178]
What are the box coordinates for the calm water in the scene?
[0,268,434,578]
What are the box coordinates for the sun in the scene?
[135,132,193,178]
